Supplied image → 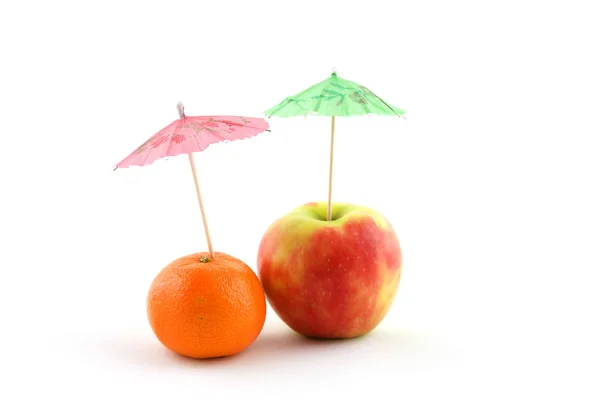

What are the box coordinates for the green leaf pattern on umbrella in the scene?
[265,72,405,118]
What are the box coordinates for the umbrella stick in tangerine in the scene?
[114,103,270,259]
[178,104,215,259]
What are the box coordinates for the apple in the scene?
[257,201,402,339]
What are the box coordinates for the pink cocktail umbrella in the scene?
[115,103,270,259]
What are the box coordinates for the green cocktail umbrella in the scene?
[265,70,405,220]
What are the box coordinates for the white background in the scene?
[1,0,599,398]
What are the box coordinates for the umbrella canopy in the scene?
[265,71,405,118]
[116,107,269,169]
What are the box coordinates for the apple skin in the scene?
[257,202,402,339]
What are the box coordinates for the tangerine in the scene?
[147,252,266,359]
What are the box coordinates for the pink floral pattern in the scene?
[116,115,269,169]
[171,134,185,144]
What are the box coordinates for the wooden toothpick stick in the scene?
[327,116,336,221]
[177,102,214,258]
[188,153,215,259]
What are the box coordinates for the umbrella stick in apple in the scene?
[327,115,336,221]
[265,69,405,221]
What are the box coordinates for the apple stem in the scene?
[327,116,336,221]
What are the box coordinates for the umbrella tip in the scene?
[331,67,337,76]
[176,102,185,119]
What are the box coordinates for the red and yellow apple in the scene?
[257,201,402,338]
